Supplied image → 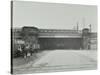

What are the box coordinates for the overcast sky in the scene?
[13,1,97,32]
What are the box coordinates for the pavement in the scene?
[13,51,49,69]
[13,50,97,74]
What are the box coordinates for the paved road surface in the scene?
[13,50,97,74]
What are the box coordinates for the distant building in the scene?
[90,32,97,50]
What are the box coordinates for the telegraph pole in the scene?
[89,24,92,33]
[77,22,79,32]
[89,24,92,50]
[82,18,85,29]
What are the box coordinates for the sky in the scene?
[13,1,97,32]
